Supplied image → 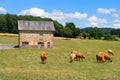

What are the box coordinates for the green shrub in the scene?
[104,34,118,41]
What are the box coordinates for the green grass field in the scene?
[0,36,120,80]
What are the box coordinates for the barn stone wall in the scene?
[19,30,54,48]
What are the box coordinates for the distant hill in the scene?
[100,28,114,35]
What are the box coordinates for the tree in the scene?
[90,27,104,39]
[5,14,18,33]
[53,21,64,37]
[73,27,81,38]
[111,29,120,37]
[80,32,89,39]
[65,22,81,38]
[104,34,118,41]
[60,27,73,38]
[0,14,7,32]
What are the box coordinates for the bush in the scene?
[104,34,118,41]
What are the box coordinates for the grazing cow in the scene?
[75,52,85,61]
[40,52,48,64]
[71,50,85,61]
[69,52,76,63]
[96,52,105,63]
[108,49,114,56]
[104,54,112,62]
[96,52,112,63]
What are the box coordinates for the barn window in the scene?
[22,42,28,48]
[38,42,44,48]
[47,42,50,48]
[39,34,43,40]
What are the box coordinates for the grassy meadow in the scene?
[0,35,120,80]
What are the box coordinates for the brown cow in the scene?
[104,53,112,62]
[75,52,85,61]
[96,52,112,63]
[71,50,85,61]
[96,52,105,63]
[40,52,48,64]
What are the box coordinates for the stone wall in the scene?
[19,30,54,48]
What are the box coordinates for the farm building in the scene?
[18,20,55,48]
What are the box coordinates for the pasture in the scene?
[0,35,120,80]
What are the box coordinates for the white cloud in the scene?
[19,8,88,21]
[0,7,7,13]
[88,16,98,22]
[87,16,107,27]
[113,19,120,23]
[102,25,112,28]
[66,12,88,20]
[112,13,119,18]
[97,8,116,14]
[49,10,66,20]
[19,8,49,17]
[88,16,107,23]
[113,23,120,28]
[89,22,98,26]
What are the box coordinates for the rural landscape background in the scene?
[0,14,120,40]
[0,34,120,80]
[0,0,120,79]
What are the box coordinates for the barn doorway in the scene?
[38,42,44,48]
[22,42,28,48]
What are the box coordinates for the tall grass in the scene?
[0,36,120,80]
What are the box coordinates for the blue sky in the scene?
[0,0,120,28]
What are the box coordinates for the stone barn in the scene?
[18,20,55,48]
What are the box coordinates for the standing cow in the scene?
[40,52,48,64]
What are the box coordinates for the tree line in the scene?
[81,27,120,40]
[0,14,120,40]
[0,14,80,38]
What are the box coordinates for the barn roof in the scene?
[18,20,55,31]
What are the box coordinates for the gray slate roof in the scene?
[18,20,55,31]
